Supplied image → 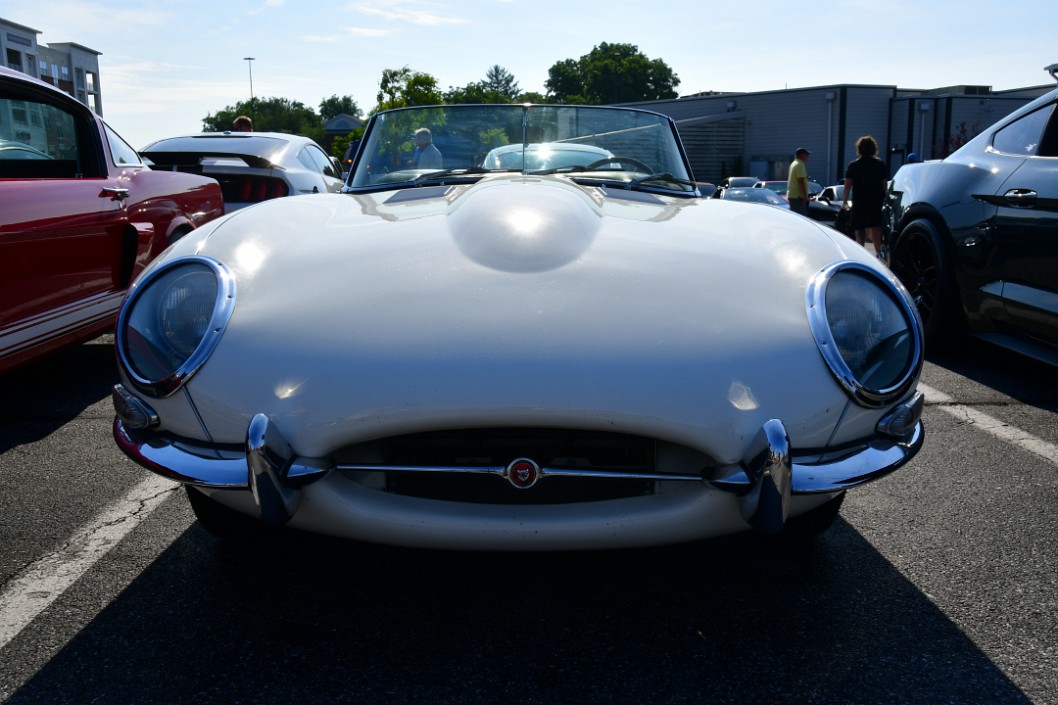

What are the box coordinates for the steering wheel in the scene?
[584,156,654,173]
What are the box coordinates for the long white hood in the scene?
[153,176,878,460]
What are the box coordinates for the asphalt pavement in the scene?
[1,335,1056,704]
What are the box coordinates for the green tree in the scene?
[516,91,550,104]
[332,129,365,164]
[374,66,443,112]
[483,65,520,100]
[319,95,360,122]
[545,43,680,104]
[444,65,527,105]
[202,97,325,142]
[544,58,588,104]
[443,81,510,104]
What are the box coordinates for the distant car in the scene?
[112,102,925,550]
[717,176,759,190]
[886,86,1058,364]
[696,181,717,198]
[482,142,615,171]
[755,180,824,199]
[818,185,853,237]
[818,184,847,205]
[141,132,345,211]
[753,180,837,224]
[808,195,842,225]
[0,66,224,375]
[714,186,789,208]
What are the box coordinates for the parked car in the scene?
[481,142,615,171]
[886,87,1058,364]
[112,103,925,549]
[140,132,344,211]
[754,180,837,224]
[0,66,224,375]
[809,194,842,226]
[714,186,789,208]
[818,184,853,237]
[716,176,759,191]
[755,179,825,199]
[696,181,718,198]
[818,184,847,205]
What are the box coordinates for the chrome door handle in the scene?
[100,187,130,201]
[1003,189,1037,207]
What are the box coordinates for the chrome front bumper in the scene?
[113,386,924,535]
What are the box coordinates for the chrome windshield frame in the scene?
[344,103,698,196]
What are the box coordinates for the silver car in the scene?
[141,132,345,211]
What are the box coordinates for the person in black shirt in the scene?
[842,136,889,256]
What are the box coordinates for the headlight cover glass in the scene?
[117,257,236,397]
[806,261,923,407]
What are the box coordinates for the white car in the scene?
[819,184,847,205]
[112,103,925,550]
[481,142,615,171]
[141,132,345,211]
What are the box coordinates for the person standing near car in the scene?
[786,148,811,215]
[411,128,442,169]
[842,136,889,256]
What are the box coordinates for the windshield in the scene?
[348,104,695,194]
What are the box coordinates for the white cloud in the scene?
[352,0,469,26]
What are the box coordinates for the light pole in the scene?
[244,57,255,123]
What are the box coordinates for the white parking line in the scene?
[0,475,179,651]
[919,383,1058,467]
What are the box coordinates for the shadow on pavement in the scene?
[0,336,119,453]
[6,519,1032,705]
[925,335,1058,412]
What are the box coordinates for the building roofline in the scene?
[0,17,41,35]
[46,41,102,56]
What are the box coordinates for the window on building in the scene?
[6,49,22,72]
[86,72,96,92]
[11,101,28,125]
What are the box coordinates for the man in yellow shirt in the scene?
[786,147,811,215]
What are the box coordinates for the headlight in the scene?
[806,262,922,407]
[117,257,236,397]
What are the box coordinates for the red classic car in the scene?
[0,67,224,374]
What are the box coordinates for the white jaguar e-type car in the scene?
[112,104,925,549]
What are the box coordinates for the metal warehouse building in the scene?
[627,76,1055,187]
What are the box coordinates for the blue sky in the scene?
[17,0,1058,149]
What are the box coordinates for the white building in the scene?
[1,17,103,115]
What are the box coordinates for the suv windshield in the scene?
[347,104,695,194]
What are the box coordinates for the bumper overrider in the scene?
[113,384,925,535]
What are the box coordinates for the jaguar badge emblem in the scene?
[505,458,541,489]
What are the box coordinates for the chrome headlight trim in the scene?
[806,261,923,408]
[116,256,236,397]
